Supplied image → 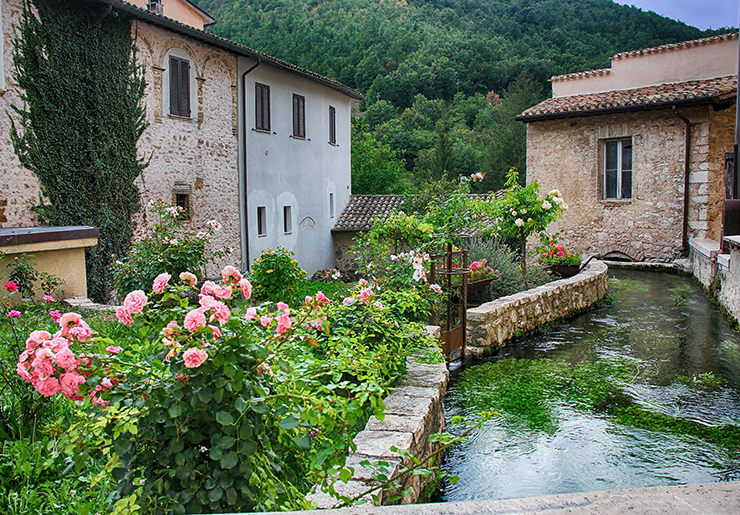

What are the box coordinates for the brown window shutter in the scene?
[329,105,336,144]
[169,56,180,115]
[255,83,270,131]
[293,94,305,138]
[180,59,190,117]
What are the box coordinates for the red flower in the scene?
[4,281,18,292]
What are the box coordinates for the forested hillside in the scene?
[197,0,730,191]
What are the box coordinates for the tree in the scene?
[351,122,412,194]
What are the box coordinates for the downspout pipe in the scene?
[241,58,261,271]
[673,105,691,252]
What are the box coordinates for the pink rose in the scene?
[276,314,291,334]
[152,273,171,294]
[374,301,383,309]
[257,362,274,377]
[182,347,208,368]
[276,302,290,313]
[239,278,252,300]
[42,295,55,303]
[123,290,147,314]
[359,288,374,301]
[245,307,258,321]
[179,271,197,286]
[7,310,21,318]
[60,372,85,399]
[221,266,243,284]
[305,295,313,304]
[26,330,52,351]
[201,281,232,301]
[207,301,231,326]
[209,325,222,340]
[4,280,18,292]
[106,345,123,355]
[260,315,273,327]
[315,291,329,304]
[342,297,353,306]
[163,321,180,338]
[54,347,77,371]
[49,310,61,321]
[359,278,368,286]
[35,377,61,397]
[184,308,206,333]
[49,336,69,352]
[69,321,92,341]
[16,361,33,382]
[116,306,133,327]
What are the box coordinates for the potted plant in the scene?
[537,235,582,278]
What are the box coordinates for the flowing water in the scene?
[433,269,740,502]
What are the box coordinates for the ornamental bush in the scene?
[249,247,306,302]
[16,265,438,512]
[110,200,224,297]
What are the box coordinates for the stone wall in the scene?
[133,21,241,276]
[332,231,359,272]
[689,238,720,289]
[467,260,609,351]
[525,105,733,262]
[310,355,449,508]
[718,237,740,322]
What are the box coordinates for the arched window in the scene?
[162,48,196,119]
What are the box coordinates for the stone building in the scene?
[518,33,738,262]
[0,0,361,277]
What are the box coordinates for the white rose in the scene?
[511,210,517,216]
[515,218,525,227]
[542,201,552,210]
[521,208,527,214]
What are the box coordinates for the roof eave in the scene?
[101,0,363,100]
[516,95,734,122]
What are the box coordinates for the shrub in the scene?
[250,247,306,301]
[16,265,440,512]
[5,254,65,301]
[110,200,223,296]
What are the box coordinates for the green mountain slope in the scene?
[196,0,726,106]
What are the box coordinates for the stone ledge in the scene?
[689,237,720,259]
[467,260,609,351]
[309,356,449,508]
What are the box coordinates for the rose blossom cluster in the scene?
[391,251,430,283]
[16,313,113,406]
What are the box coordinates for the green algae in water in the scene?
[457,357,740,452]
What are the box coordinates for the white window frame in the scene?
[162,48,197,120]
[603,138,632,200]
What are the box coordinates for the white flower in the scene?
[562,203,569,211]
[430,283,443,294]
[521,208,527,214]
[515,218,525,227]
[206,219,222,231]
[511,210,517,216]
[553,197,564,205]
[412,269,426,282]
[542,201,552,210]
[548,189,562,197]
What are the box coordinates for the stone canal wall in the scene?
[466,259,609,353]
[310,356,449,507]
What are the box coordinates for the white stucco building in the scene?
[0,0,361,277]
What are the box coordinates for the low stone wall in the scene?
[689,238,720,289]
[310,356,449,508]
[466,260,609,353]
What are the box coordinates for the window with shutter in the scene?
[603,138,632,200]
[169,56,191,118]
[293,94,305,139]
[329,105,336,145]
[255,83,270,131]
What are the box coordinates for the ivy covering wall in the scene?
[11,0,148,302]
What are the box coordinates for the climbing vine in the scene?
[11,0,148,302]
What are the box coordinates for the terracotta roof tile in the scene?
[518,75,737,121]
[613,32,738,61]
[332,195,405,232]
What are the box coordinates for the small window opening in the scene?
[283,206,292,234]
[329,193,335,218]
[257,206,267,236]
[175,193,190,220]
[329,105,336,145]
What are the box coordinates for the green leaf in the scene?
[215,411,234,426]
[217,436,236,449]
[278,415,300,430]
[293,434,311,450]
[220,451,238,469]
[168,403,182,418]
[235,396,248,413]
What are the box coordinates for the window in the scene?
[169,56,191,117]
[604,138,632,199]
[329,193,335,218]
[175,193,191,220]
[255,83,270,131]
[146,0,163,14]
[329,105,336,145]
[292,94,305,139]
[283,206,292,234]
[257,206,267,236]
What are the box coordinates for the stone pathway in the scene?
[265,481,740,514]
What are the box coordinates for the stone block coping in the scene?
[690,237,721,258]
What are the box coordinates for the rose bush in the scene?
[17,265,439,513]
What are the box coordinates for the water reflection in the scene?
[435,270,740,502]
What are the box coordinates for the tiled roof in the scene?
[551,33,737,83]
[101,0,363,100]
[613,32,738,61]
[332,193,499,234]
[518,75,737,121]
[332,195,404,232]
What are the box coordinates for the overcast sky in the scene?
[614,0,739,30]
